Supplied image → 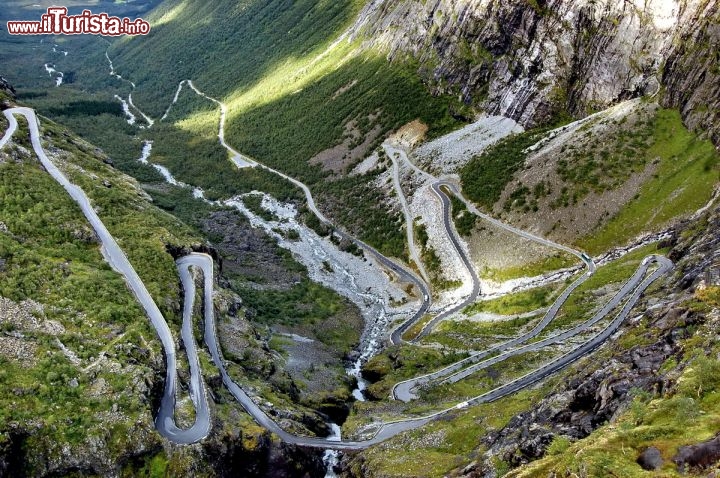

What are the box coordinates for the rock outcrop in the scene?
[661,1,720,147]
[673,434,720,472]
[637,446,664,471]
[350,0,720,145]
[0,76,16,100]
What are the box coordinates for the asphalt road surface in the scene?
[1,106,671,450]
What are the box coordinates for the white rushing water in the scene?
[153,164,180,185]
[222,193,420,421]
[44,63,63,87]
[323,423,342,477]
[136,140,153,163]
[115,95,137,125]
[135,140,185,187]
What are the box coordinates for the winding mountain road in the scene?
[380,147,596,400]
[0,104,671,450]
[0,107,211,445]
[173,82,435,341]
[386,144,431,285]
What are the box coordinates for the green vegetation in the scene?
[447,189,478,236]
[151,115,302,203]
[122,453,169,478]
[580,109,720,254]
[536,245,665,339]
[237,279,360,353]
[322,172,407,259]
[348,379,562,477]
[464,284,559,316]
[460,127,555,209]
[142,184,220,232]
[105,0,463,257]
[0,114,202,469]
[0,109,347,473]
[19,86,166,183]
[503,181,546,213]
[510,308,720,478]
[553,118,651,204]
[502,112,658,214]
[419,349,565,406]
[480,252,579,282]
[240,194,279,222]
[4,0,467,260]
[546,436,572,456]
[424,316,539,350]
[360,345,467,399]
[401,314,435,342]
[113,0,369,115]
[696,285,720,308]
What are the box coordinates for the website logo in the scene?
[7,7,151,36]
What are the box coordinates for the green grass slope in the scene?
[107,0,464,257]
[0,112,200,474]
[460,106,719,255]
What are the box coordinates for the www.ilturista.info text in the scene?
[7,7,150,36]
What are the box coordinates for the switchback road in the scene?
[0,105,670,450]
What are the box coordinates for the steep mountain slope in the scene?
[348,0,720,144]
[661,1,720,146]
[458,100,719,253]
[102,0,466,258]
[0,89,347,476]
[0,0,718,476]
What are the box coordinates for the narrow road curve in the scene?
[0,106,672,450]
[385,144,431,285]
[413,182,482,338]
[177,81,434,340]
[0,107,211,444]
[175,253,670,449]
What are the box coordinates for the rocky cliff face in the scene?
[0,77,15,99]
[350,0,720,144]
[661,1,720,147]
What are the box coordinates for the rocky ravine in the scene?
[349,0,720,145]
